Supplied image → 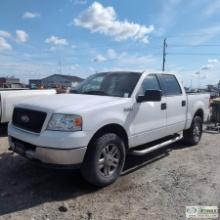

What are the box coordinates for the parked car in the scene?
[0,89,56,124]
[8,71,210,186]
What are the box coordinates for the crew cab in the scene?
[8,72,210,186]
[0,89,56,124]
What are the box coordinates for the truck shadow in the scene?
[123,149,170,176]
[0,141,185,216]
[0,152,97,216]
[122,140,190,176]
[0,123,8,137]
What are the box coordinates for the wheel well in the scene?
[87,124,129,151]
[194,109,204,122]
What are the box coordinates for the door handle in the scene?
[182,100,186,107]
[161,103,167,110]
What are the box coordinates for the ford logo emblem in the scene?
[21,115,30,123]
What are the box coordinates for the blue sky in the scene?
[0,0,220,87]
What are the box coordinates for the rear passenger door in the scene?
[158,74,187,135]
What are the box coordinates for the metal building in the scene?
[29,74,83,89]
[0,77,22,88]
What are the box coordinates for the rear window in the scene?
[159,74,182,96]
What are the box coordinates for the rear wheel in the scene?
[183,116,203,146]
[81,133,126,187]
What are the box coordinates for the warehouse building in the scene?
[0,77,23,88]
[29,74,83,89]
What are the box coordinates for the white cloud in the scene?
[208,59,218,64]
[74,2,154,43]
[73,0,87,5]
[201,64,213,70]
[204,0,220,16]
[15,30,29,43]
[93,48,117,62]
[93,54,107,62]
[201,58,219,71]
[93,48,155,69]
[0,37,12,50]
[0,30,11,38]
[0,30,29,48]
[22,11,40,19]
[45,35,68,46]
[106,48,117,59]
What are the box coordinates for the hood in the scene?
[17,94,122,113]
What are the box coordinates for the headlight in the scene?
[47,114,82,131]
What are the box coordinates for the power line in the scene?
[167,32,220,38]
[169,44,220,48]
[168,52,220,56]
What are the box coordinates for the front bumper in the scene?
[8,122,92,149]
[7,123,92,166]
[8,136,87,166]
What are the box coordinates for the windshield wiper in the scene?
[82,90,108,96]
[69,89,78,94]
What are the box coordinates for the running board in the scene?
[130,134,183,156]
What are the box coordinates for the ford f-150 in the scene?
[8,72,210,186]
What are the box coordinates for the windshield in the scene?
[71,72,141,97]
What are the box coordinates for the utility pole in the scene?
[162,38,167,72]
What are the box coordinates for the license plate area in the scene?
[10,137,36,156]
[14,140,26,156]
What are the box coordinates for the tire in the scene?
[81,133,126,187]
[183,116,203,146]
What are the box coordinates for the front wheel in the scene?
[183,116,203,146]
[81,133,126,187]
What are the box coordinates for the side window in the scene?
[159,74,182,96]
[139,75,160,96]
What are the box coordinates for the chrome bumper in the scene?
[8,136,86,166]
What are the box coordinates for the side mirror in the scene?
[137,90,162,103]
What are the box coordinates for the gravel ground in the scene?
[0,124,220,220]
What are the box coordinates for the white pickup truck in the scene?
[0,89,56,124]
[8,72,210,186]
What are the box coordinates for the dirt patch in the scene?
[0,127,220,220]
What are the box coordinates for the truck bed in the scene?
[185,92,210,129]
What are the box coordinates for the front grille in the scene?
[12,107,47,133]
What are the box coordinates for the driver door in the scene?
[132,74,167,146]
